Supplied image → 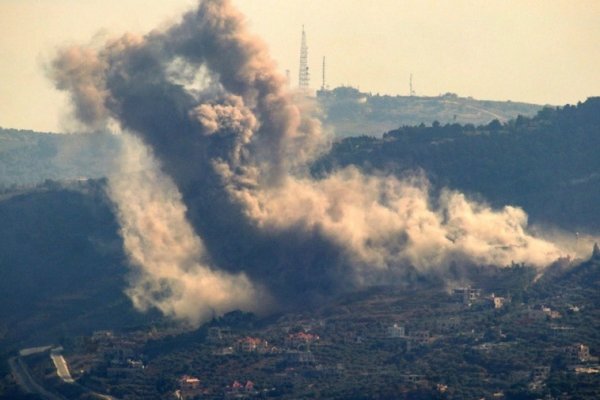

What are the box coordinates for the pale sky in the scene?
[1,0,599,133]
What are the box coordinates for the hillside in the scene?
[0,92,543,187]
[314,97,600,231]
[5,255,600,400]
[317,87,544,137]
[1,97,599,398]
[1,98,598,352]
[0,181,598,399]
[0,128,119,187]
[0,181,160,354]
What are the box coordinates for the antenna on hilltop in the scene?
[410,73,416,96]
[299,25,310,90]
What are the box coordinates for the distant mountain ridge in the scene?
[316,87,545,137]
[0,128,119,187]
[0,90,544,187]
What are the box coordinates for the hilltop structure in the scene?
[298,26,310,91]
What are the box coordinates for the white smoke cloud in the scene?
[227,167,571,284]
[108,134,266,326]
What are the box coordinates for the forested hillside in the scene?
[1,97,599,368]
[0,90,544,187]
[314,97,600,231]
[0,181,157,352]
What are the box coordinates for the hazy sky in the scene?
[1,0,599,132]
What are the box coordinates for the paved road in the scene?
[10,346,119,400]
[19,346,53,357]
[8,356,66,400]
[50,352,75,383]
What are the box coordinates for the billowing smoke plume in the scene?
[233,169,564,278]
[107,134,265,326]
[51,0,589,326]
[51,45,109,130]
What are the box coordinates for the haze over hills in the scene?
[1,96,591,229]
[0,89,544,188]
[317,87,545,138]
[314,96,600,232]
[1,97,599,353]
[0,129,118,187]
[2,91,589,358]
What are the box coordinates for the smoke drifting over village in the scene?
[51,0,586,326]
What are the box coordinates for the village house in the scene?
[176,375,204,400]
[387,323,406,338]
[541,306,562,319]
[285,332,320,350]
[285,350,316,366]
[89,331,144,366]
[489,294,507,309]
[225,380,257,398]
[565,343,591,365]
[453,286,481,306]
[549,325,575,338]
[106,356,145,379]
[236,337,269,353]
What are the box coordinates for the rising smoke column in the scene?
[51,0,585,326]
[107,134,264,326]
[51,0,341,320]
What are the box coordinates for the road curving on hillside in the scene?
[50,347,75,384]
[8,355,65,400]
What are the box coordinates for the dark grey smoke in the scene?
[51,0,588,326]
[51,0,344,317]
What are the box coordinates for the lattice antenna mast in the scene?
[299,25,310,90]
[410,73,416,96]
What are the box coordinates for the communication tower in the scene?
[410,73,416,96]
[299,26,310,90]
